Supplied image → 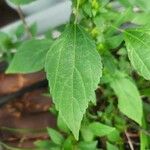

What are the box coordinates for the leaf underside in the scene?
[45,24,102,139]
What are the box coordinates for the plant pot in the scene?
[6,0,60,15]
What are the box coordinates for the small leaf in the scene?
[78,141,98,150]
[7,39,52,73]
[0,32,11,52]
[88,122,115,137]
[124,26,150,80]
[81,126,94,142]
[107,142,119,150]
[106,34,123,49]
[45,24,102,139]
[15,24,25,38]
[110,77,143,125]
[0,32,10,46]
[15,23,37,38]
[107,130,122,143]
[83,3,92,17]
[140,87,150,97]
[34,140,60,150]
[140,116,149,150]
[9,0,36,5]
[30,23,37,36]
[62,136,73,150]
[47,128,64,145]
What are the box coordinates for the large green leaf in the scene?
[124,27,150,80]
[9,0,36,5]
[110,77,143,125]
[45,24,102,139]
[7,39,52,73]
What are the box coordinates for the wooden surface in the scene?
[0,63,56,148]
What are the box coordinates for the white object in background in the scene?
[1,1,72,34]
[6,0,60,15]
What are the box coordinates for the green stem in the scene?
[109,24,125,33]
[74,0,80,24]
[16,6,32,38]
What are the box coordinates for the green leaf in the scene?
[140,130,149,150]
[15,24,25,38]
[30,23,37,36]
[88,122,115,137]
[132,12,150,25]
[9,0,36,5]
[110,77,143,125]
[0,32,11,52]
[140,116,150,150]
[0,32,10,46]
[15,23,37,38]
[140,87,150,97]
[78,141,98,150]
[62,136,73,150]
[83,3,92,17]
[6,39,52,73]
[106,34,123,49]
[118,0,150,11]
[45,24,102,139]
[124,26,150,80]
[107,142,119,150]
[34,140,58,150]
[81,126,94,142]
[107,130,122,143]
[57,115,70,133]
[118,0,136,7]
[47,128,64,145]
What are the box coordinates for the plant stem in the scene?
[110,24,125,33]
[74,0,80,24]
[125,130,134,150]
[16,6,32,38]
